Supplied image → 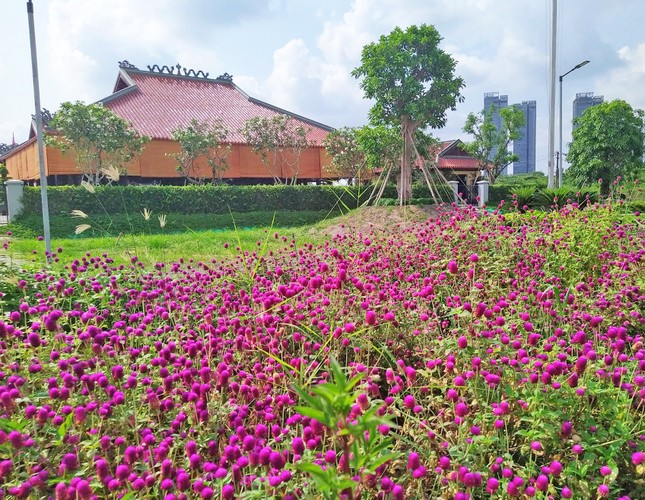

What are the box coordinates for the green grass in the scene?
[4,219,338,268]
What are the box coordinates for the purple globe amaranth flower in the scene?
[562,486,573,498]
[412,466,427,479]
[455,402,468,417]
[632,451,645,465]
[535,474,549,491]
[407,452,421,470]
[597,484,609,497]
[221,484,235,500]
[561,420,573,437]
[324,450,337,464]
[27,332,41,347]
[438,456,450,470]
[486,477,499,493]
[291,436,305,455]
[392,484,404,500]
[550,460,563,476]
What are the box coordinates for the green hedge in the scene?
[17,185,401,217]
[12,210,338,239]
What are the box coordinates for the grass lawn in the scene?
[4,224,327,269]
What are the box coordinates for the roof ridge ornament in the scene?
[31,108,53,126]
[145,63,210,79]
[118,60,138,70]
[217,73,233,82]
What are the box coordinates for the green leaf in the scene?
[0,417,28,432]
[294,406,332,428]
[58,412,74,441]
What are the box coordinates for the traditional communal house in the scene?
[434,139,485,204]
[1,61,334,184]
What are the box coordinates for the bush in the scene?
[16,184,399,218]
[13,210,337,239]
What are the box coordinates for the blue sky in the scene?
[2,0,644,174]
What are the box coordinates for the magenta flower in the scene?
[455,402,468,417]
[486,477,499,493]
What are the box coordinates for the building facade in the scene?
[483,92,508,173]
[1,61,334,184]
[512,100,536,174]
[572,92,604,130]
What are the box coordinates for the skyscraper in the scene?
[484,92,508,166]
[572,92,603,130]
[512,100,536,174]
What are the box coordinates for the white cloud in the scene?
[265,39,313,111]
[596,43,645,110]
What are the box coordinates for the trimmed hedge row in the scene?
[16,183,470,218]
[18,185,400,217]
[11,210,338,239]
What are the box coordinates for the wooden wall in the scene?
[5,138,335,181]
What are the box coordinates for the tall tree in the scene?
[565,99,644,195]
[170,119,230,184]
[352,24,464,204]
[462,106,526,184]
[241,115,310,185]
[47,101,148,184]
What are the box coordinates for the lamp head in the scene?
[575,60,590,69]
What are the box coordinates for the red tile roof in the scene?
[434,139,486,171]
[101,68,332,145]
[437,156,480,170]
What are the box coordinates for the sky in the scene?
[1,0,644,174]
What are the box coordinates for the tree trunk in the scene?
[399,117,416,205]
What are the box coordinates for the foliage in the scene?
[241,115,311,184]
[15,184,397,218]
[322,127,369,184]
[294,357,398,499]
[530,187,598,211]
[13,210,336,239]
[47,101,149,184]
[170,119,230,184]
[462,106,526,184]
[355,125,402,174]
[0,204,643,499]
[496,172,548,190]
[352,24,464,203]
[565,99,645,195]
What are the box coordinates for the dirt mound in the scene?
[310,205,442,239]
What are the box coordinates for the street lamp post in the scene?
[558,60,590,188]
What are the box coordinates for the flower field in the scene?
[0,204,644,499]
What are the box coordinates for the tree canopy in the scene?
[565,99,644,195]
[352,24,464,204]
[241,115,310,185]
[462,106,525,184]
[170,119,230,184]
[48,101,148,184]
[322,127,369,184]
